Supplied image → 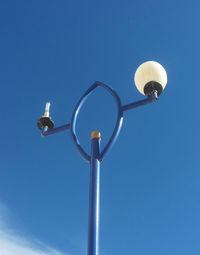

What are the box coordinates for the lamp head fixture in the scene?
[37,102,54,130]
[134,61,167,97]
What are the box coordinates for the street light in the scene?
[37,60,168,255]
[134,61,167,96]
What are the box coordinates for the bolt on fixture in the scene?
[37,60,168,255]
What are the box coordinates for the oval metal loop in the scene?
[70,81,123,162]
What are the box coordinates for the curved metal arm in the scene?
[41,81,157,162]
[70,81,123,162]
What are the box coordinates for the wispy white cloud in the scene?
[0,202,66,255]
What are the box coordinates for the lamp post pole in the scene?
[37,61,168,255]
[88,131,101,255]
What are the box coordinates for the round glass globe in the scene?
[134,61,167,96]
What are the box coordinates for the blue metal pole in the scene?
[88,131,101,255]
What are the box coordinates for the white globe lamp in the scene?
[134,61,167,96]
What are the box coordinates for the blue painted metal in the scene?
[122,96,157,112]
[70,81,123,162]
[41,82,157,161]
[88,135,101,255]
[39,81,158,255]
[42,123,71,136]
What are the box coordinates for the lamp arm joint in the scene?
[41,123,71,136]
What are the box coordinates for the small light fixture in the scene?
[134,61,167,96]
[37,102,54,130]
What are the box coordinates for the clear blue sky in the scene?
[0,0,200,254]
